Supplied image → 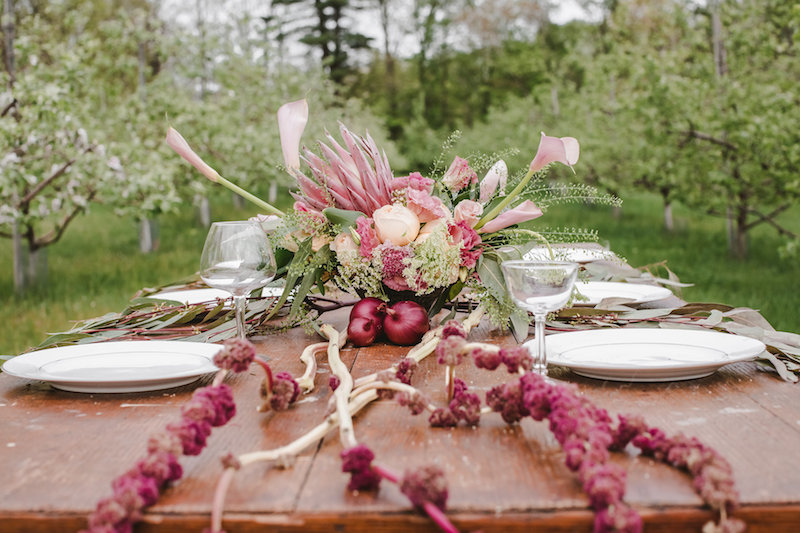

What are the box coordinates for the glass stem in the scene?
[534,313,547,376]
[234,295,247,339]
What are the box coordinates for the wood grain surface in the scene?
[1,308,799,532]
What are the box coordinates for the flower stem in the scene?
[372,463,400,484]
[210,467,237,533]
[423,501,460,533]
[252,357,273,391]
[474,167,535,230]
[215,175,284,217]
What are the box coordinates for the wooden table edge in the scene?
[2,503,797,532]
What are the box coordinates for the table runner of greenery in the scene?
[31,265,800,383]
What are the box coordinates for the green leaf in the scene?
[510,310,530,343]
[477,256,507,298]
[323,207,366,229]
[265,238,312,320]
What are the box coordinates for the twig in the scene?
[297,342,327,393]
[321,324,357,449]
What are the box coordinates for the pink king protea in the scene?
[277,99,394,216]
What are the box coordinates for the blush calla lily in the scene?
[478,200,543,233]
[165,127,283,216]
[166,127,220,183]
[529,133,580,173]
[479,160,508,203]
[277,99,309,171]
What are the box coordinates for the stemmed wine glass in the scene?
[500,261,579,376]
[200,221,276,339]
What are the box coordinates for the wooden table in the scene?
[1,309,799,533]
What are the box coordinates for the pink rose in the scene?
[372,204,421,246]
[441,157,478,192]
[331,233,358,254]
[453,200,483,228]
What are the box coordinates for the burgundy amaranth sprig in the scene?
[253,356,301,412]
[436,320,468,401]
[83,339,251,533]
[430,378,481,428]
[213,337,256,372]
[481,371,743,533]
[339,443,458,533]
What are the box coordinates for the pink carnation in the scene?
[407,188,449,223]
[449,221,483,268]
[355,216,381,257]
[391,172,434,194]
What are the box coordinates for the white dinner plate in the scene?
[150,286,284,306]
[534,328,765,382]
[574,281,672,306]
[150,288,233,305]
[2,341,222,393]
[524,246,617,263]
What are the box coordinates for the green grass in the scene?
[1,192,798,355]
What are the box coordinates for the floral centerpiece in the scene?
[167,99,614,337]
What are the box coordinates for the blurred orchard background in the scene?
[1,0,798,355]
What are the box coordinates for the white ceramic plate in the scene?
[150,288,233,305]
[534,328,765,382]
[2,341,221,393]
[150,286,284,306]
[524,246,617,263]
[574,281,672,306]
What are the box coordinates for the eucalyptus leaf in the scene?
[758,351,798,383]
[265,239,312,320]
[323,207,366,229]
[476,256,507,298]
[510,310,530,342]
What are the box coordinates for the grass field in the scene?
[1,192,798,355]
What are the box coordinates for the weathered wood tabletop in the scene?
[1,308,799,533]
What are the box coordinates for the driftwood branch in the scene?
[18,143,97,207]
[35,188,98,248]
[678,129,737,151]
[745,205,797,237]
[1,97,17,118]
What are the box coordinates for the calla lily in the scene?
[529,132,580,173]
[165,127,220,183]
[165,127,283,216]
[479,160,508,203]
[478,200,543,234]
[277,99,309,171]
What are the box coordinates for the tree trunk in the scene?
[2,0,15,87]
[12,222,48,292]
[551,84,560,117]
[138,218,160,253]
[725,204,735,250]
[663,201,674,232]
[232,192,245,209]
[268,181,278,204]
[195,194,211,228]
[733,205,748,259]
[12,220,24,293]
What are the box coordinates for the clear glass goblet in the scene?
[500,260,579,376]
[200,221,276,339]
